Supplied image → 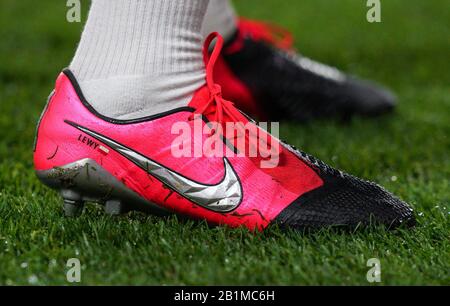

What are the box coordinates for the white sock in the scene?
[202,0,237,42]
[70,0,209,120]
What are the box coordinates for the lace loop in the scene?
[190,32,248,125]
[190,32,274,159]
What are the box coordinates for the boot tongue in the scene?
[188,85,211,110]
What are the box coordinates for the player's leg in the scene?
[70,0,207,119]
[33,0,414,230]
[202,0,237,41]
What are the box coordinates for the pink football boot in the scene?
[34,33,414,231]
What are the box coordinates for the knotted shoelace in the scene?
[189,32,275,159]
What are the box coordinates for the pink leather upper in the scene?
[34,72,323,230]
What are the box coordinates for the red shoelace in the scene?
[190,32,248,125]
[190,32,275,159]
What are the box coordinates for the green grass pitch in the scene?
[0,0,448,285]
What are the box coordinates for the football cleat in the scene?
[34,32,414,231]
[214,19,397,121]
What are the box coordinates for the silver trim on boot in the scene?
[36,158,170,216]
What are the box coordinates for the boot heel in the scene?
[36,158,169,216]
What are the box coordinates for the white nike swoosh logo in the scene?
[65,120,243,212]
